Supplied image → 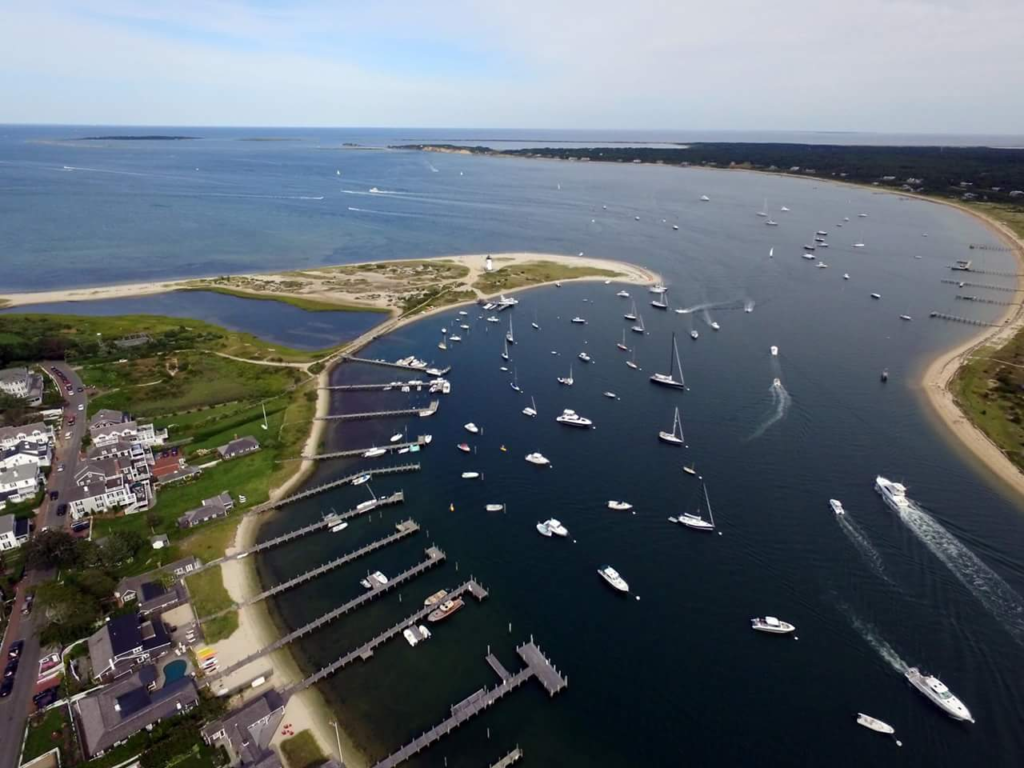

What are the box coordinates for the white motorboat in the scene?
[751,616,796,634]
[843,273,850,280]
[683,464,697,476]
[598,565,629,592]
[403,625,432,647]
[556,408,593,428]
[781,205,790,212]
[457,442,471,453]
[649,284,667,294]
[486,315,500,323]
[352,474,371,486]
[900,314,912,321]
[485,504,505,512]
[461,471,481,479]
[458,310,468,316]
[650,333,686,390]
[770,345,778,356]
[616,290,630,298]
[659,406,685,445]
[874,475,911,513]
[624,301,638,321]
[691,330,699,340]
[557,364,574,386]
[360,571,389,589]
[438,340,447,350]
[905,668,974,722]
[607,500,633,511]
[710,321,720,330]
[464,422,480,434]
[672,224,679,230]
[700,195,710,202]
[671,480,716,531]
[525,452,551,466]
[816,262,828,269]
[536,521,553,537]
[766,219,778,226]
[449,335,462,342]
[856,713,896,737]
[362,447,386,458]
[617,330,628,351]
[330,521,349,533]
[871,293,881,299]
[854,243,866,248]
[544,518,569,537]
[523,396,537,418]
[571,317,587,324]
[804,243,816,252]
[390,432,403,443]
[858,213,867,218]
[829,499,845,515]
[816,229,828,236]
[603,391,618,399]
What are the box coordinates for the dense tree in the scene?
[35,581,102,643]
[24,530,81,570]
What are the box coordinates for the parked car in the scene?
[0,679,13,698]
[77,386,84,393]
[33,687,59,709]
[3,659,17,679]
[56,503,68,517]
[57,463,65,472]
[77,403,84,411]
[7,640,24,660]
[21,595,33,616]
[49,490,59,501]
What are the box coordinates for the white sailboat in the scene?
[650,332,686,389]
[510,368,521,392]
[531,310,540,330]
[651,289,668,310]
[501,338,510,362]
[617,330,628,351]
[658,406,685,445]
[626,348,640,370]
[523,396,537,417]
[557,363,574,386]
[506,316,515,345]
[624,300,638,321]
[757,197,768,217]
[631,313,646,334]
[438,329,447,351]
[670,480,716,531]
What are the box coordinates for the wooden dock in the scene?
[248,464,420,514]
[956,295,1020,307]
[200,521,420,620]
[489,748,523,768]
[285,578,489,694]
[342,356,451,376]
[206,547,446,682]
[929,311,999,327]
[370,639,565,768]
[942,278,1020,293]
[307,436,431,460]
[316,400,439,421]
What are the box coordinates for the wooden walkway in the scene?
[308,436,430,460]
[285,578,489,694]
[956,295,1020,307]
[489,748,523,768]
[321,380,430,391]
[929,311,999,327]
[248,464,419,514]
[316,400,438,421]
[206,547,446,682]
[942,279,1020,293]
[200,521,420,620]
[342,356,451,376]
[370,639,565,768]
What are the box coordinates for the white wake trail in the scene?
[843,606,909,674]
[747,380,791,440]
[836,514,894,585]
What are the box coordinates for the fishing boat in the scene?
[751,616,796,634]
[626,348,640,370]
[659,406,685,445]
[485,504,505,512]
[578,351,592,363]
[506,317,515,345]
[424,589,447,607]
[525,452,550,466]
[523,396,537,417]
[457,442,471,453]
[905,668,974,722]
[631,313,646,334]
[536,521,553,537]
[571,317,587,324]
[598,565,630,592]
[670,480,716,531]
[464,423,480,434]
[829,499,845,515]
[617,330,628,351]
[556,408,593,428]
[557,364,574,386]
[607,500,633,511]
[351,474,371,486]
[650,333,686,390]
[461,471,481,479]
[427,598,464,623]
[624,301,638,321]
[501,339,510,361]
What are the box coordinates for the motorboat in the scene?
[766,218,778,226]
[427,598,464,623]
[650,333,686,389]
[616,290,630,298]
[905,668,974,722]
[403,625,432,647]
[424,589,448,607]
[485,504,505,512]
[871,293,881,299]
[464,423,480,434]
[843,273,850,280]
[607,501,633,511]
[360,571,389,589]
[659,406,685,445]
[389,433,403,443]
[578,351,592,363]
[710,321,720,330]
[571,317,587,324]
[856,714,899,742]
[816,230,828,236]
[486,316,500,323]
[683,464,697,476]
[457,442,471,453]
[330,521,349,533]
[362,447,386,458]
[854,243,866,248]
[525,452,550,466]
[449,335,462,342]
[829,499,845,516]
[858,213,867,218]
[700,195,710,202]
[544,518,569,537]
[881,369,889,382]
[770,345,778,356]
[803,243,816,252]
[461,471,481,479]
[802,253,816,260]
[672,224,679,230]
[649,284,667,294]
[900,314,912,321]
[352,474,371,486]
[523,396,537,417]
[691,330,699,340]
[751,616,795,634]
[603,391,618,399]
[816,262,828,269]
[781,205,790,212]
[536,521,553,537]
[773,377,781,388]
[556,408,593,428]
[875,475,910,513]
[598,565,630,592]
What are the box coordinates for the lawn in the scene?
[200,611,239,644]
[968,201,1024,240]
[280,730,328,768]
[23,706,69,763]
[955,347,1024,471]
[473,260,620,294]
[185,566,233,619]
[184,285,389,314]
[180,517,240,563]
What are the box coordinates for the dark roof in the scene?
[201,690,285,765]
[107,613,144,655]
[140,581,166,602]
[115,686,151,717]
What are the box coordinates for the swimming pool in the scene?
[162,659,188,686]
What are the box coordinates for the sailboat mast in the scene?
[674,337,685,385]
[704,482,714,527]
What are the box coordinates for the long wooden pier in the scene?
[956,295,1020,307]
[307,436,431,460]
[206,547,446,682]
[316,400,438,421]
[201,521,421,620]
[370,639,566,768]
[249,464,420,513]
[942,278,1020,293]
[321,380,430,391]
[285,579,489,695]
[929,311,999,327]
[489,748,523,768]
[342,356,451,376]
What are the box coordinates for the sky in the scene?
[2,0,1023,133]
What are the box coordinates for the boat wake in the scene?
[897,500,1024,644]
[426,161,439,173]
[746,379,791,440]
[743,299,756,313]
[844,606,908,675]
[346,206,427,218]
[836,513,894,585]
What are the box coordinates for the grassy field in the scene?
[186,566,233,618]
[22,706,69,763]
[200,611,239,643]
[969,201,1024,239]
[955,341,1024,472]
[182,285,389,313]
[473,260,620,293]
[280,730,327,768]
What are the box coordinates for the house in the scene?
[87,611,172,682]
[75,664,199,758]
[66,476,140,519]
[0,464,41,510]
[178,492,234,529]
[201,690,286,766]
[0,422,54,450]
[153,448,202,487]
[0,513,29,551]
[113,333,151,348]
[89,409,167,448]
[115,557,201,613]
[0,368,44,406]
[68,448,155,519]
[218,436,261,461]
[0,440,52,471]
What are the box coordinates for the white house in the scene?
[0,441,52,472]
[91,417,167,449]
[0,422,54,450]
[0,368,44,406]
[0,513,28,550]
[66,477,138,519]
[0,464,42,510]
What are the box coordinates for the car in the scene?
[56,503,68,517]
[0,679,12,698]
[77,403,84,411]
[33,687,59,709]
[7,640,24,660]
[21,596,33,616]
[77,386,84,393]
[3,659,17,678]
[57,463,65,472]
[64,432,72,439]
[49,490,59,501]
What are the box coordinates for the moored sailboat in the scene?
[659,406,685,445]
[650,333,686,389]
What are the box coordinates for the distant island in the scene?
[72,135,200,141]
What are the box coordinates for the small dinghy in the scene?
[461,471,481,480]
[485,503,505,512]
[457,442,471,453]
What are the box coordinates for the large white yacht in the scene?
[751,616,796,634]
[525,452,550,466]
[598,565,630,593]
[905,668,974,723]
[875,475,910,512]
[544,518,569,537]
[556,409,593,428]
[607,500,633,511]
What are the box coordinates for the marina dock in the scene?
[249,464,420,513]
[942,278,1020,293]
[316,400,439,421]
[956,294,1020,306]
[206,547,447,682]
[489,748,523,768]
[370,639,566,768]
[285,578,489,694]
[929,311,1000,327]
[307,436,430,460]
[199,520,421,619]
[321,380,430,391]
[341,355,451,376]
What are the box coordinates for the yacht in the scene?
[464,422,480,434]
[556,408,593,428]
[683,464,697,476]
[578,351,592,363]
[829,499,845,516]
[871,293,882,299]
[616,290,630,298]
[536,521,553,537]
[624,301,638,321]
[770,345,779,356]
[649,284,668,295]
[523,396,537,418]
[598,565,630,592]
[617,330,629,351]
[607,500,633,511]
[571,317,587,324]
[557,364,574,386]
[650,333,687,390]
[757,198,768,217]
[501,339,510,361]
[700,195,710,202]
[751,616,796,634]
[651,297,668,310]
[461,471,481,479]
[691,330,699,340]
[525,452,551,466]
[545,518,569,537]
[362,447,386,458]
[351,474,371,486]
[449,335,462,342]
[671,480,716,531]
[875,476,910,512]
[631,314,646,334]
[457,443,471,453]
[438,339,447,351]
[905,668,974,722]
[659,406,685,445]
[330,521,349,533]
[510,368,521,392]
[427,598,464,623]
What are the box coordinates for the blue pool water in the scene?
[162,659,187,686]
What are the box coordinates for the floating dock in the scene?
[321,380,430,391]
[316,400,439,421]
[307,436,430,460]
[370,639,566,768]
[206,547,446,682]
[249,464,420,514]
[341,355,451,376]
[489,748,524,768]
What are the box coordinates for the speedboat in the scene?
[362,447,386,458]
[802,253,816,260]
[525,452,550,466]
[710,321,720,330]
[829,499,845,515]
[571,317,587,324]
[751,616,796,634]
[330,521,349,533]
[854,243,866,248]
[544,518,569,537]
[691,330,699,340]
[536,521,553,537]
[428,598,464,623]
[607,500,633,511]
[856,713,896,737]
[598,565,630,592]
[556,408,593,428]
[603,391,618,399]
[770,345,778,356]
[871,293,881,299]
[700,195,710,202]
[464,423,480,434]
[843,273,850,280]
[616,290,630,298]
[905,667,974,722]
[352,474,371,486]
[461,471,481,479]
[900,314,912,321]
[457,442,471,453]
[578,352,592,363]
[389,433,403,443]
[449,335,462,342]
[874,475,910,513]
[403,625,432,647]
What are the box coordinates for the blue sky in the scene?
[2,0,1022,132]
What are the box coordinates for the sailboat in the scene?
[650,333,686,390]
[438,329,447,351]
[523,396,537,417]
[510,368,521,392]
[501,339,510,362]
[617,330,628,351]
[658,407,685,445]
[757,198,768,217]
[557,363,574,386]
[651,289,668,310]
[631,313,646,334]
[506,317,515,345]
[626,348,640,370]
[624,301,638,322]
[531,310,540,330]
[670,480,716,531]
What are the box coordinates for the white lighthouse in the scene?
[485,255,493,272]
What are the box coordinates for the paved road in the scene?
[0,580,45,768]
[39,362,88,533]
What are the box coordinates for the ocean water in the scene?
[4,126,1024,766]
